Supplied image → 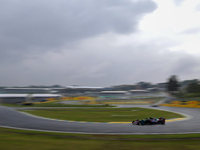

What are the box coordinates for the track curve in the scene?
[0,105,200,134]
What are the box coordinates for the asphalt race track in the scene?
[0,105,200,134]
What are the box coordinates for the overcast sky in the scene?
[0,0,200,87]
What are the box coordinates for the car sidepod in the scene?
[140,119,146,125]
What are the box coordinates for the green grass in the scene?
[0,127,200,150]
[21,107,183,122]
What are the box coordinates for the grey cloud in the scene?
[173,0,185,6]
[3,0,200,87]
[171,54,200,75]
[0,0,157,63]
[180,27,200,35]
[195,3,200,11]
[1,39,200,86]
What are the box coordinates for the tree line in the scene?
[167,75,200,98]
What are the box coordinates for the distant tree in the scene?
[180,79,198,87]
[167,75,179,94]
[186,82,200,93]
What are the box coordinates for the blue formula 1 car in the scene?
[132,117,165,125]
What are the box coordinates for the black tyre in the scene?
[137,122,140,125]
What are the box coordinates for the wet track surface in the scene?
[0,105,200,134]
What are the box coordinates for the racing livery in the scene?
[132,117,165,125]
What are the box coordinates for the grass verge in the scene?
[0,127,200,150]
[20,107,183,122]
